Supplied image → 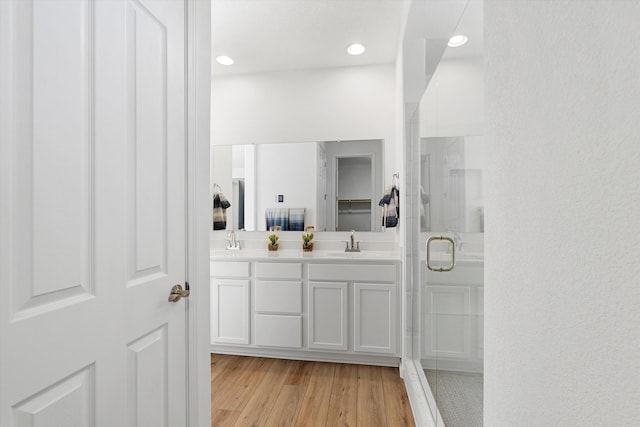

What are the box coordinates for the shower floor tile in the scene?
[425,369,483,427]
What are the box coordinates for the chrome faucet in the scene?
[225,230,240,251]
[345,230,360,252]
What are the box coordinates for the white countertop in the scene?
[210,249,401,262]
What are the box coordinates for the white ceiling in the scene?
[211,0,408,76]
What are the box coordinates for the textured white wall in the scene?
[485,1,640,425]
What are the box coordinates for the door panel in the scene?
[11,0,94,321]
[127,326,169,427]
[127,0,169,284]
[13,365,95,427]
[308,281,348,350]
[354,283,396,354]
[0,0,187,425]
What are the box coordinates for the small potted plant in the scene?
[268,226,280,251]
[302,226,314,252]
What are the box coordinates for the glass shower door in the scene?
[420,135,485,427]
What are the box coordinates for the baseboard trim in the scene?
[401,357,448,427]
[210,346,400,367]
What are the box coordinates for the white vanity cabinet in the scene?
[308,263,398,355]
[210,262,250,345]
[254,262,303,349]
[422,263,484,372]
[210,254,401,365]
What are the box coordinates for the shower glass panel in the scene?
[420,135,484,427]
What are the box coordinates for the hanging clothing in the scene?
[213,192,231,230]
[379,185,400,228]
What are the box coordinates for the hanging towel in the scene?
[420,185,429,230]
[379,185,399,228]
[265,208,289,230]
[288,208,305,231]
[213,193,231,230]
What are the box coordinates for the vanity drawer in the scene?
[255,262,301,279]
[255,281,302,313]
[255,314,302,348]
[210,261,250,278]
[308,263,396,282]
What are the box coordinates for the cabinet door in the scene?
[211,279,250,345]
[423,285,471,359]
[308,281,348,351]
[354,283,397,354]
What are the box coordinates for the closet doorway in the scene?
[324,139,383,232]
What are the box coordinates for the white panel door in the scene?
[0,1,188,426]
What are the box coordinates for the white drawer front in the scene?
[210,261,250,278]
[255,262,301,279]
[308,263,396,282]
[255,281,302,313]
[255,314,302,348]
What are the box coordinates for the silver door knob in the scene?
[168,284,190,302]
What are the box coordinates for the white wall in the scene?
[485,1,640,425]
[255,142,317,231]
[211,63,397,180]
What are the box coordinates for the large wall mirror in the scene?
[212,139,383,232]
[210,0,402,234]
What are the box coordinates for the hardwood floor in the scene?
[211,354,415,427]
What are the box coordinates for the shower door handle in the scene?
[426,236,455,272]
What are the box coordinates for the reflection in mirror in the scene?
[420,135,484,233]
[211,2,401,236]
[212,139,383,232]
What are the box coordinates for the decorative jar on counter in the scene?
[268,226,281,251]
[302,226,314,252]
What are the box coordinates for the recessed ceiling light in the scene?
[347,43,366,56]
[216,55,234,66]
[448,34,468,48]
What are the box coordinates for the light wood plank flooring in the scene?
[211,354,415,427]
